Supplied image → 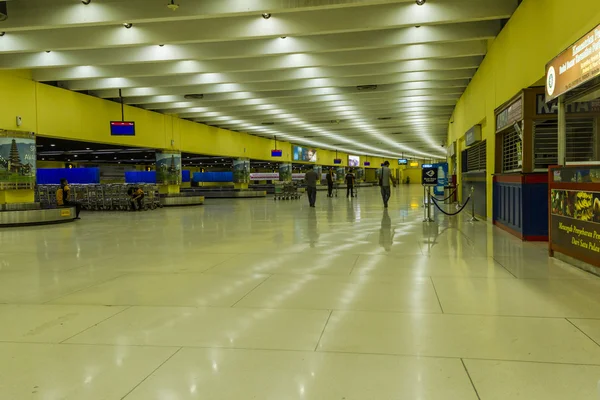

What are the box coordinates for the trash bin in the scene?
[444,186,457,204]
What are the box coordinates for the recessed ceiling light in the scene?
[123,23,133,29]
[45,50,51,53]
[0,32,5,37]
[81,0,91,4]
[159,44,165,47]
[50,144,56,147]
[262,13,271,19]
[280,36,287,39]
[416,0,426,4]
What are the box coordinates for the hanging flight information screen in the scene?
[110,121,136,136]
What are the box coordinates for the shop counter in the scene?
[548,165,600,274]
[493,173,548,241]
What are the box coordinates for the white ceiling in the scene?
[0,0,519,159]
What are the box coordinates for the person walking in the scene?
[379,161,396,208]
[345,168,356,198]
[56,178,81,219]
[304,167,318,207]
[326,168,335,197]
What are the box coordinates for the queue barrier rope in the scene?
[437,185,459,202]
[429,192,472,216]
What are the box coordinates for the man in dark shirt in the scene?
[304,168,318,207]
[345,169,356,198]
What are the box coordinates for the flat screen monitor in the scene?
[398,159,408,165]
[348,155,360,167]
[364,161,371,166]
[333,159,342,164]
[271,149,282,157]
[110,121,135,136]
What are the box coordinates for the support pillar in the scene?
[156,150,181,195]
[233,158,250,190]
[557,95,566,166]
[0,131,36,206]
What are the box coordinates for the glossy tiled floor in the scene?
[2,186,600,399]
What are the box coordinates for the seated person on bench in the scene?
[128,187,145,211]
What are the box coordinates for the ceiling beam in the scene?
[0,1,514,53]
[13,21,498,72]
[0,0,413,31]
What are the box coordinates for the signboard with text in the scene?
[422,166,438,186]
[551,189,600,266]
[546,23,600,102]
[536,94,600,115]
[495,96,523,133]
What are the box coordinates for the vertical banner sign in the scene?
[232,158,250,184]
[0,131,36,190]
[355,167,365,181]
[336,167,345,183]
[155,151,182,185]
[279,163,292,182]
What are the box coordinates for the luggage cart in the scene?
[274,182,301,200]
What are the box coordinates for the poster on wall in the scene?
[232,159,250,184]
[551,189,600,263]
[0,131,36,189]
[155,151,181,185]
[292,145,317,162]
[348,155,360,167]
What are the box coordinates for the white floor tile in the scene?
[317,311,600,364]
[464,359,600,400]
[124,348,478,400]
[0,304,126,343]
[0,342,177,400]
[51,273,269,307]
[67,306,330,351]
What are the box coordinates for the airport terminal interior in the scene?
[1,0,600,399]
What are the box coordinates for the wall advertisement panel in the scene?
[156,151,181,185]
[292,146,317,162]
[0,131,36,190]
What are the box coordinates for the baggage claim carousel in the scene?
[0,203,76,227]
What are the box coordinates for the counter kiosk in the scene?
[493,86,600,241]
[545,23,600,273]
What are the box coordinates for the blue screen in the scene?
[271,150,282,157]
[111,121,135,136]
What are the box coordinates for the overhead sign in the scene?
[546,23,600,102]
[333,158,342,164]
[465,125,482,146]
[536,94,600,115]
[364,161,371,166]
[271,149,282,157]
[422,166,438,186]
[110,121,135,136]
[398,159,408,165]
[495,96,523,133]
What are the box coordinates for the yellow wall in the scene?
[447,0,600,218]
[0,70,401,174]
